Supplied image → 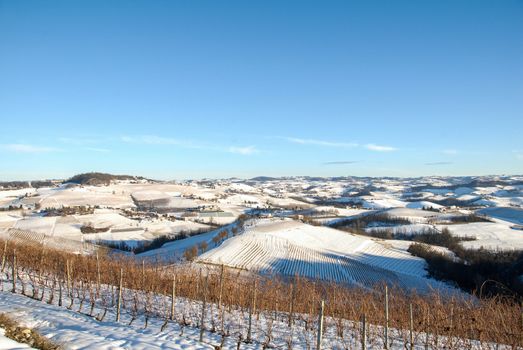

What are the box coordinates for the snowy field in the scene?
[197,219,449,292]
[0,328,33,350]
[1,173,522,350]
[439,221,523,250]
[1,174,522,289]
[0,292,212,350]
[476,207,523,225]
[0,270,514,350]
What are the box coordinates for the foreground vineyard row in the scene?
[0,238,522,349]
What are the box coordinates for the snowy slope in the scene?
[477,207,523,225]
[405,201,443,210]
[197,219,448,292]
[0,329,33,350]
[440,221,523,250]
[0,293,212,350]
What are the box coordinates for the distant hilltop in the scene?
[0,172,148,190]
[66,172,147,186]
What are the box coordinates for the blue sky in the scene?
[1,0,522,180]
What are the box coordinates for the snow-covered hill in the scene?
[197,219,449,292]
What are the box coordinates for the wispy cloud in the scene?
[228,146,259,155]
[323,161,359,165]
[58,137,101,145]
[2,143,61,153]
[425,161,453,166]
[122,135,259,155]
[121,135,208,150]
[284,137,397,152]
[442,149,458,155]
[121,135,182,146]
[514,151,523,160]
[84,147,110,153]
[365,144,397,152]
[285,137,359,148]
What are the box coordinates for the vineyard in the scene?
[0,228,99,254]
[0,238,521,349]
[197,219,448,292]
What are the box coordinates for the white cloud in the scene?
[365,144,397,152]
[228,146,259,155]
[285,137,397,152]
[425,161,453,166]
[84,147,110,153]
[121,135,208,150]
[323,161,359,165]
[514,151,523,160]
[121,135,260,155]
[121,135,181,145]
[286,137,359,148]
[442,149,458,155]
[58,137,101,145]
[2,144,61,153]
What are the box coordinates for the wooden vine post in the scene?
[361,313,367,350]
[218,264,225,310]
[409,303,414,350]
[170,273,176,321]
[96,251,101,299]
[384,285,389,350]
[116,268,123,322]
[247,279,257,343]
[11,249,16,293]
[1,240,7,273]
[199,274,208,343]
[316,299,325,350]
[288,283,295,327]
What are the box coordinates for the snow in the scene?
[143,220,209,236]
[37,185,135,209]
[472,198,498,207]
[5,174,523,349]
[477,207,523,225]
[131,190,171,201]
[472,196,523,208]
[266,197,313,208]
[454,187,474,196]
[136,223,235,261]
[8,209,216,249]
[0,188,36,201]
[0,293,212,350]
[378,239,456,259]
[3,175,523,290]
[360,198,407,209]
[76,212,135,228]
[366,223,435,235]
[228,183,257,193]
[405,201,443,210]
[310,208,373,225]
[83,229,150,248]
[0,280,481,350]
[0,213,19,232]
[131,191,198,208]
[197,219,449,292]
[424,188,452,195]
[314,207,369,217]
[382,208,442,224]
[219,194,262,206]
[0,328,34,350]
[13,217,57,235]
[440,222,523,250]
